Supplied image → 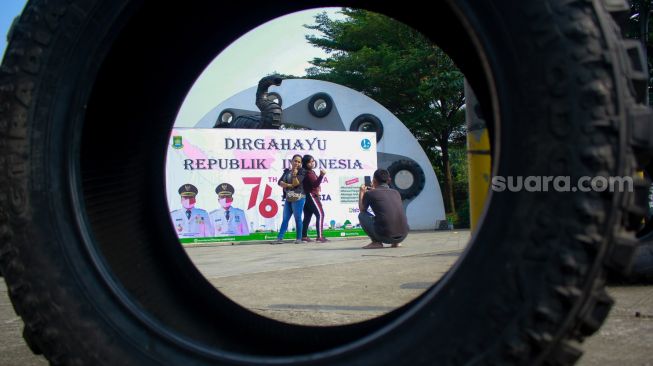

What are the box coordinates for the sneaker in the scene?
[294,240,303,244]
[315,237,329,243]
[271,239,284,245]
[301,237,313,242]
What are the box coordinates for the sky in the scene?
[0,2,343,128]
[174,8,344,127]
[0,0,26,59]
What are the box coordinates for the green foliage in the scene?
[431,143,470,216]
[448,145,469,185]
[304,8,467,214]
[444,199,470,229]
[455,199,470,229]
[305,9,466,143]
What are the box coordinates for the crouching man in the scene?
[358,169,408,249]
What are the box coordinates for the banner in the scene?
[166,128,377,244]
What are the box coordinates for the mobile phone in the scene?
[364,176,372,188]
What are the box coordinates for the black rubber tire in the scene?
[216,109,236,126]
[0,0,650,365]
[307,92,333,117]
[349,113,384,142]
[627,165,653,282]
[267,92,283,107]
[629,232,653,282]
[386,159,425,200]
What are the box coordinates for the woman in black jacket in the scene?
[301,154,328,243]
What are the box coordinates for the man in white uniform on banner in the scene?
[210,183,250,236]
[170,184,213,238]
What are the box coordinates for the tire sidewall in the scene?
[1,0,635,365]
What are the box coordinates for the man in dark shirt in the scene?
[358,169,409,249]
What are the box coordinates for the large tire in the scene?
[386,159,425,200]
[349,113,384,142]
[0,0,650,365]
[629,166,653,282]
[630,234,653,282]
[307,92,333,118]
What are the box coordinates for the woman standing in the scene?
[274,154,306,244]
[301,154,328,243]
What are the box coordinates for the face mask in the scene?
[219,197,233,208]
[181,197,196,209]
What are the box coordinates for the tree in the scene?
[304,8,466,214]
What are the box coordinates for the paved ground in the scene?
[0,230,651,365]
[190,230,465,325]
[579,285,653,366]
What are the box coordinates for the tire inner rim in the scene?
[313,99,327,111]
[394,170,414,189]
